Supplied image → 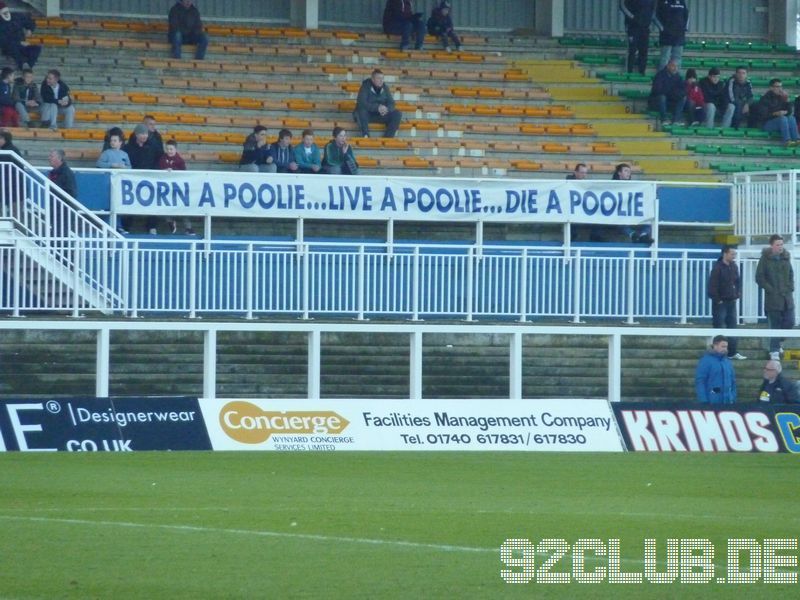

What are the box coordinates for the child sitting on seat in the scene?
[427,1,461,52]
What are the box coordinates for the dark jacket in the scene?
[650,67,685,100]
[0,80,13,107]
[726,76,753,107]
[759,374,798,403]
[620,0,656,30]
[356,77,396,114]
[158,153,186,170]
[655,0,689,46]
[12,78,41,105]
[383,0,420,33]
[753,90,793,128]
[127,129,164,162]
[48,162,77,198]
[756,247,794,312]
[40,78,72,107]
[267,143,295,169]
[123,140,159,170]
[699,75,727,109]
[695,350,736,404]
[708,258,740,303]
[427,3,455,35]
[0,12,36,52]
[168,1,204,37]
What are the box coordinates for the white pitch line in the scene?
[0,514,495,554]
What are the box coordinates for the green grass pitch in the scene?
[0,452,796,599]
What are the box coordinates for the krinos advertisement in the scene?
[110,171,656,225]
[200,398,623,451]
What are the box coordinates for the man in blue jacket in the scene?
[620,0,656,75]
[695,335,737,404]
[649,59,686,124]
[654,0,689,69]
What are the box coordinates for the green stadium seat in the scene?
[744,129,771,139]
[618,89,651,100]
[600,72,628,82]
[719,146,744,155]
[769,147,796,157]
[670,127,696,135]
[720,129,746,138]
[750,43,773,53]
[693,144,721,154]
[694,127,722,136]
[743,146,771,156]
[711,163,744,172]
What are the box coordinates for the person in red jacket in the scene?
[158,140,194,235]
[685,68,705,126]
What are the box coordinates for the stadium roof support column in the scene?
[768,0,797,46]
[290,0,318,30]
[534,0,563,37]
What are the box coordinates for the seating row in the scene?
[561,36,794,54]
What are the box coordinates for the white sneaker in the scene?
[770,352,780,361]
[730,353,747,360]
[148,227,157,235]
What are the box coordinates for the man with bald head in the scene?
[758,360,798,403]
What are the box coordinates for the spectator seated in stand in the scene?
[0,2,41,71]
[383,0,426,51]
[725,66,753,129]
[238,125,270,172]
[323,127,359,175]
[0,130,21,155]
[168,0,208,60]
[427,1,461,52]
[96,129,131,169]
[684,68,705,126]
[353,69,402,138]
[40,69,75,131]
[699,66,734,128]
[648,59,686,125]
[0,67,18,127]
[12,68,41,128]
[613,163,653,245]
[752,78,799,146]
[266,128,298,173]
[294,129,322,174]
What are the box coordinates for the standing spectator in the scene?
[620,0,656,75]
[756,234,795,361]
[613,163,652,244]
[294,129,321,174]
[0,130,21,155]
[96,130,131,169]
[758,360,798,403]
[47,149,76,197]
[0,2,41,71]
[649,59,686,124]
[566,162,588,180]
[266,129,298,174]
[159,140,193,235]
[40,69,75,131]
[695,335,736,404]
[654,0,689,69]
[708,245,745,360]
[684,68,705,126]
[123,124,160,233]
[725,66,753,129]
[12,68,41,128]
[0,67,18,127]
[383,0,426,51]
[128,115,165,162]
[168,0,208,60]
[354,69,402,139]
[239,125,270,172]
[323,127,359,175]
[753,79,799,146]
[699,67,733,128]
[427,1,461,52]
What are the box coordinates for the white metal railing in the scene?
[733,170,798,246]
[1,320,798,402]
[0,152,124,314]
[0,238,789,324]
